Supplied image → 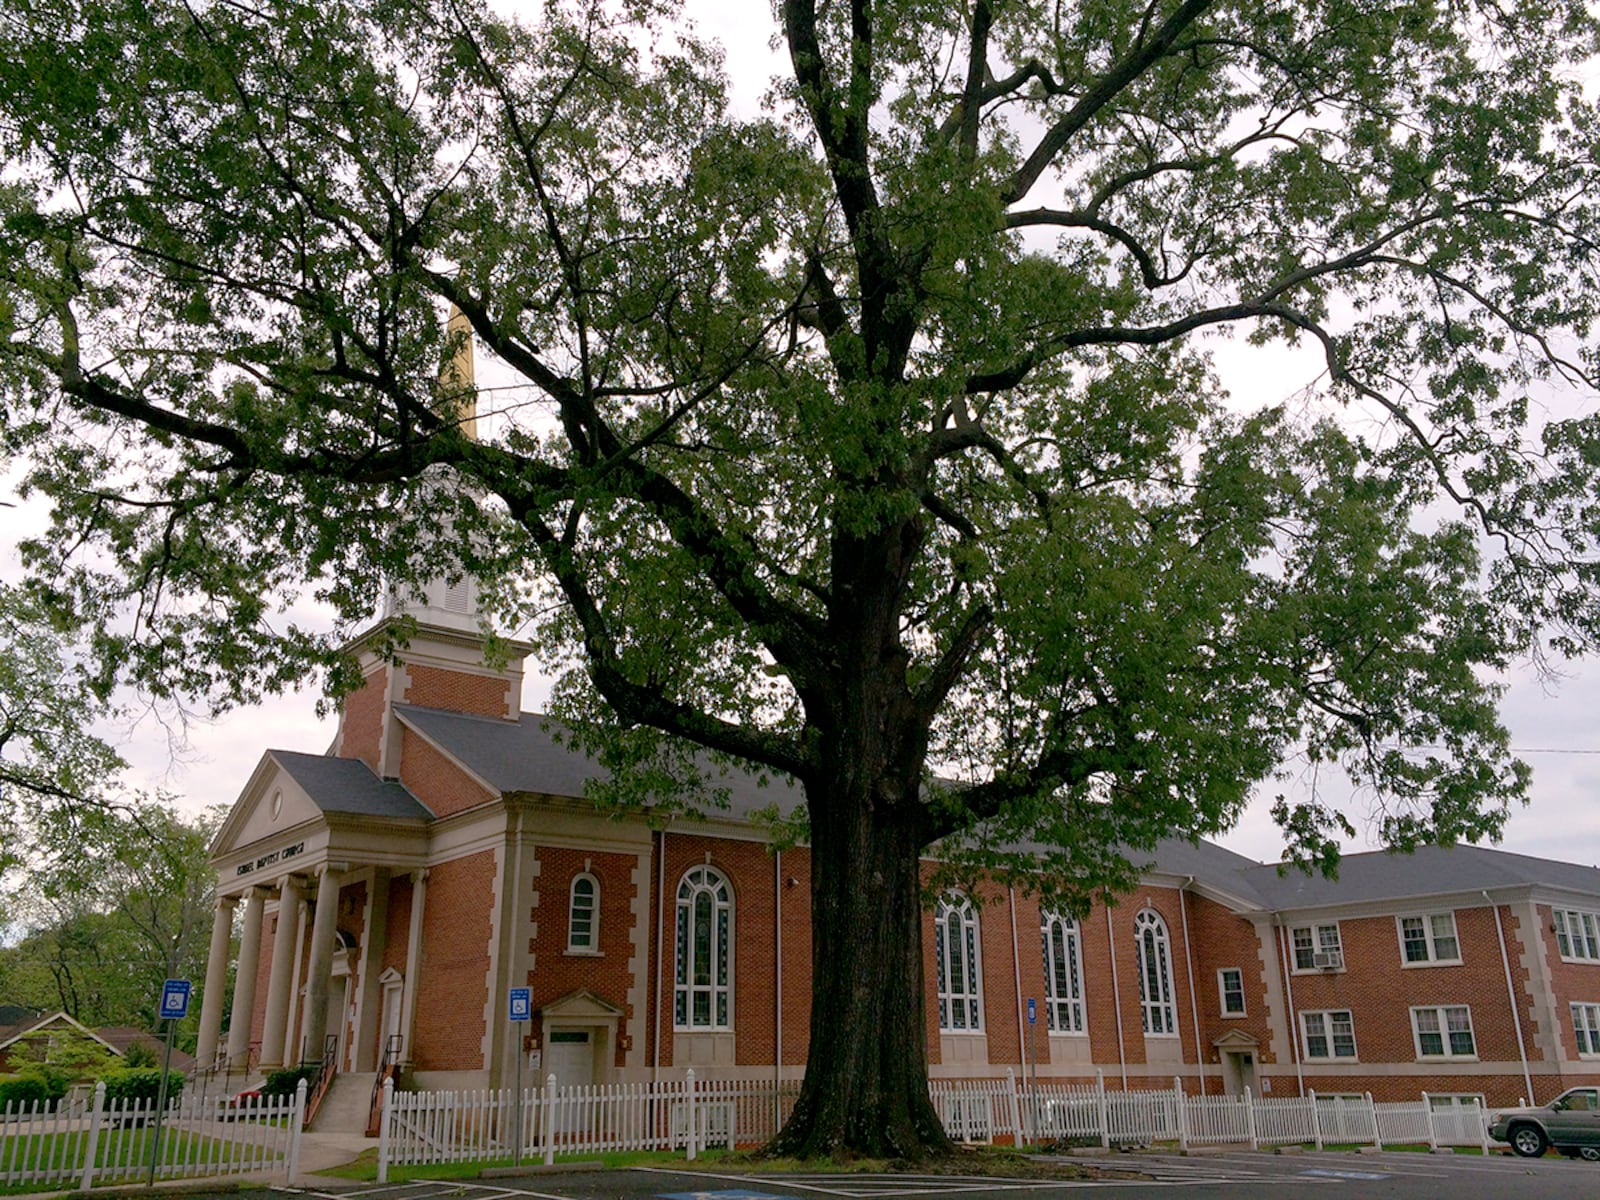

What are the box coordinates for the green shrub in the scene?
[0,1073,66,1110]
[98,1067,183,1105]
[120,1041,158,1069]
[261,1065,319,1098]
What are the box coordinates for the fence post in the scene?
[78,1082,106,1191]
[376,1077,394,1183]
[1174,1077,1189,1152]
[1244,1087,1257,1151]
[1006,1068,1025,1147]
[1476,1098,1490,1156]
[1096,1069,1109,1149]
[1421,1092,1437,1152]
[1308,1089,1323,1151]
[1366,1092,1381,1151]
[685,1069,698,1162]
[287,1078,307,1184]
[543,1074,557,1166]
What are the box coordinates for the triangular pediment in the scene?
[538,988,624,1020]
[1212,1028,1260,1050]
[210,753,325,860]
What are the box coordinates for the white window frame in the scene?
[1426,1093,1486,1113]
[936,894,984,1032]
[1397,911,1461,966]
[1135,909,1178,1038]
[1217,967,1247,1017]
[674,866,733,1031]
[1040,911,1086,1034]
[1290,922,1343,972]
[1299,1009,1357,1060]
[1411,1004,1477,1060]
[1553,908,1600,961]
[1572,1002,1600,1058]
[566,872,600,953]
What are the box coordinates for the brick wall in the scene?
[383,875,414,976]
[1188,894,1280,1067]
[1535,902,1600,1062]
[412,850,495,1072]
[529,846,640,1067]
[399,729,495,818]
[404,665,513,718]
[339,666,387,770]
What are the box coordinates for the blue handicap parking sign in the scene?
[508,987,531,1022]
[160,979,191,1020]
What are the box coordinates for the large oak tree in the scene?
[5,0,1600,1156]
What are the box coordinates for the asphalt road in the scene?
[263,1149,1599,1200]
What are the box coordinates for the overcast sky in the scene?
[4,1,1597,875]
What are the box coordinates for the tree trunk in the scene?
[767,721,952,1158]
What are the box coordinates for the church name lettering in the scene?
[233,841,307,878]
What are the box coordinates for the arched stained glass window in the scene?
[674,866,732,1029]
[1041,911,1086,1033]
[1135,908,1177,1036]
[935,895,983,1031]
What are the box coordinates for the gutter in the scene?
[1179,877,1205,1096]
[1274,914,1306,1098]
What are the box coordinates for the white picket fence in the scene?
[0,1078,305,1190]
[377,1070,1492,1177]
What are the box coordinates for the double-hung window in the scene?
[1218,968,1247,1017]
[1412,1005,1476,1058]
[1573,1003,1600,1057]
[1135,909,1177,1036]
[1554,909,1600,961]
[936,895,983,1031]
[1291,923,1343,970]
[567,873,599,952]
[1398,912,1461,964]
[1040,911,1086,1034]
[1300,1010,1357,1059]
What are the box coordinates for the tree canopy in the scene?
[4,0,1600,1156]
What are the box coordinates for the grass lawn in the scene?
[0,1125,262,1192]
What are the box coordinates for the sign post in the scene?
[509,988,531,1164]
[149,979,191,1184]
[1025,997,1039,1143]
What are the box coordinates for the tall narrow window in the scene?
[1041,912,1086,1033]
[674,867,732,1030]
[1135,909,1177,1036]
[567,873,598,951]
[936,895,983,1031]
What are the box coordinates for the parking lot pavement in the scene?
[275,1149,1600,1200]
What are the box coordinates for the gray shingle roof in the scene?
[393,705,802,819]
[1238,843,1600,909]
[269,751,434,821]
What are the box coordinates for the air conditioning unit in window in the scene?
[1313,950,1343,970]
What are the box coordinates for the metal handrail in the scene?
[366,1035,404,1137]
[302,1035,338,1129]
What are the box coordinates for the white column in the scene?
[399,869,428,1064]
[258,874,304,1069]
[195,895,238,1068]
[226,887,268,1067]
[299,864,343,1064]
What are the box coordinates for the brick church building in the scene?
[195,321,1600,1113]
[196,592,1600,1112]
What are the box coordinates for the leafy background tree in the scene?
[0,802,222,1048]
[3,0,1600,1156]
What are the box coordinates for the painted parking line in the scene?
[634,1166,1335,1194]
[282,1185,581,1200]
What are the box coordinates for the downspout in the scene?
[1106,902,1128,1088]
[1009,887,1026,1072]
[653,828,666,1088]
[1486,889,1534,1104]
[1275,915,1305,1097]
[1179,878,1205,1096]
[775,849,783,1124]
